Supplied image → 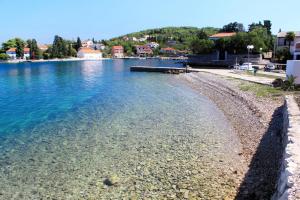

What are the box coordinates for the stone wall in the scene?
[272,96,300,200]
[187,54,262,67]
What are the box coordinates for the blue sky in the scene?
[1,0,300,44]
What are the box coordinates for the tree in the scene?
[263,20,272,35]
[248,21,264,32]
[0,53,9,60]
[51,35,68,58]
[15,38,25,59]
[196,30,208,40]
[2,39,17,50]
[215,38,230,52]
[67,44,77,57]
[76,37,82,51]
[285,32,295,50]
[189,39,214,54]
[276,47,292,63]
[221,22,245,32]
[27,39,41,59]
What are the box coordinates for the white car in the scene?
[239,63,253,71]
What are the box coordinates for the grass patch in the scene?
[245,71,283,79]
[239,82,284,98]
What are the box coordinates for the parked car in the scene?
[264,63,276,71]
[239,63,253,71]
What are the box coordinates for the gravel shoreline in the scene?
[178,72,284,199]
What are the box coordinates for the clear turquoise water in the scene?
[0,59,244,199]
[0,59,182,135]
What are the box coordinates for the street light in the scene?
[247,45,254,69]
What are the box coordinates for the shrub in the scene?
[0,53,9,60]
[272,78,284,88]
[282,75,297,91]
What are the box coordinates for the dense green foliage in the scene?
[27,39,42,59]
[0,53,9,60]
[48,35,77,58]
[1,38,18,50]
[276,47,292,63]
[190,39,214,54]
[220,22,245,32]
[15,38,25,59]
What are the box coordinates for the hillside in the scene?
[103,26,219,55]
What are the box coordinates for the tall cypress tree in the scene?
[76,37,82,51]
[15,38,25,59]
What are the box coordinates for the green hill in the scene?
[103,26,219,55]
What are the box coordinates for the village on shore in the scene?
[0,20,300,69]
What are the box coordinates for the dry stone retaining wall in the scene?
[272,96,300,200]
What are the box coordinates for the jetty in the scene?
[130,66,197,74]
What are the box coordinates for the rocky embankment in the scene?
[179,72,284,199]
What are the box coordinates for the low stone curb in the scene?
[272,95,300,200]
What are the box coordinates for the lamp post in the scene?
[247,45,254,70]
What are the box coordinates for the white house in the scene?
[277,32,300,60]
[77,47,102,60]
[6,48,30,60]
[147,42,159,49]
[82,40,94,48]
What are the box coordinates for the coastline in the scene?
[0,56,188,64]
[0,57,112,64]
[178,72,284,199]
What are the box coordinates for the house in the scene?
[6,48,30,60]
[136,45,153,57]
[82,40,94,48]
[160,47,177,55]
[209,32,237,60]
[277,31,300,60]
[111,46,124,58]
[209,32,236,41]
[91,43,106,51]
[147,42,159,49]
[167,40,177,46]
[77,47,102,60]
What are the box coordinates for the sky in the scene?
[1,0,300,44]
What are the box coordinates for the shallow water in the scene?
[0,59,245,199]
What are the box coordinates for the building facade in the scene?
[277,32,300,60]
[6,48,30,60]
[111,46,124,58]
[160,47,176,55]
[136,45,153,57]
[147,42,160,49]
[82,40,94,48]
[77,47,102,60]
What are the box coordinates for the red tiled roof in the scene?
[78,47,101,54]
[24,48,30,53]
[6,48,30,53]
[209,32,236,38]
[161,47,175,51]
[112,46,124,50]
